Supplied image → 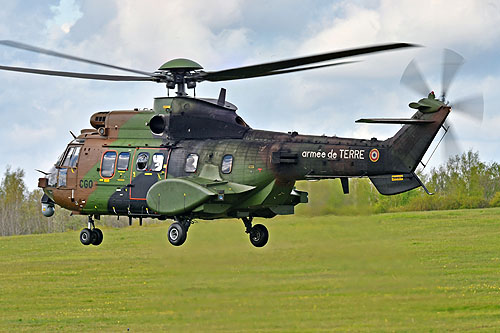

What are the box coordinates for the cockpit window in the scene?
[62,147,75,166]
[136,152,149,171]
[69,146,80,168]
[58,168,67,187]
[61,146,81,168]
[185,154,199,173]
[117,152,130,171]
[56,153,64,167]
[101,151,117,178]
[151,153,164,172]
[221,155,233,174]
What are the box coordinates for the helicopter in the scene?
[0,41,482,247]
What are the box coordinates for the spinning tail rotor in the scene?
[400,49,484,162]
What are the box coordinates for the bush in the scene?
[489,192,500,207]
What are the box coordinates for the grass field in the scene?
[2,208,500,331]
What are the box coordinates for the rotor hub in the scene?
[158,58,203,71]
[155,59,204,96]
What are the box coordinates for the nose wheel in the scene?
[80,216,103,246]
[242,217,269,247]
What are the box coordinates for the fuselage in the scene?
[40,94,449,220]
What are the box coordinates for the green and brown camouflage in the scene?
[39,91,449,224]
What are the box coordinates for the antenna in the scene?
[217,88,226,106]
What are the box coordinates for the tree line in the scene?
[1,150,499,236]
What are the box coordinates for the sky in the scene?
[0,0,499,190]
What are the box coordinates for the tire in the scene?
[168,222,187,246]
[92,228,103,246]
[79,228,93,246]
[249,224,269,247]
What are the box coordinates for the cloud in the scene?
[66,0,247,70]
[46,0,82,35]
[302,0,500,52]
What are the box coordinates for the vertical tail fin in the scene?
[386,105,450,173]
[366,96,450,195]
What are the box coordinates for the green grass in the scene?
[2,209,500,331]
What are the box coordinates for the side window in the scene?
[151,153,164,172]
[221,155,233,174]
[136,152,149,171]
[101,151,117,178]
[185,153,199,173]
[117,152,130,171]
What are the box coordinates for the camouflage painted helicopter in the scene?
[0,41,482,247]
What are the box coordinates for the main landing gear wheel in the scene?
[79,228,93,246]
[242,217,269,247]
[249,224,269,247]
[168,221,188,246]
[80,216,104,246]
[92,228,103,246]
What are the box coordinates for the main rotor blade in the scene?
[400,59,430,96]
[441,49,464,99]
[0,40,154,76]
[0,65,155,81]
[452,94,484,123]
[202,42,418,82]
[201,61,358,82]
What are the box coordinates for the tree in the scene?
[0,167,27,235]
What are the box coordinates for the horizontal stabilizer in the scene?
[356,118,435,124]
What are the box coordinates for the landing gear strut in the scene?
[80,215,103,246]
[167,217,191,246]
[128,216,143,226]
[242,217,269,247]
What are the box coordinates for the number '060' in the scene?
[79,179,93,188]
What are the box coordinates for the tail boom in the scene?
[267,105,450,196]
